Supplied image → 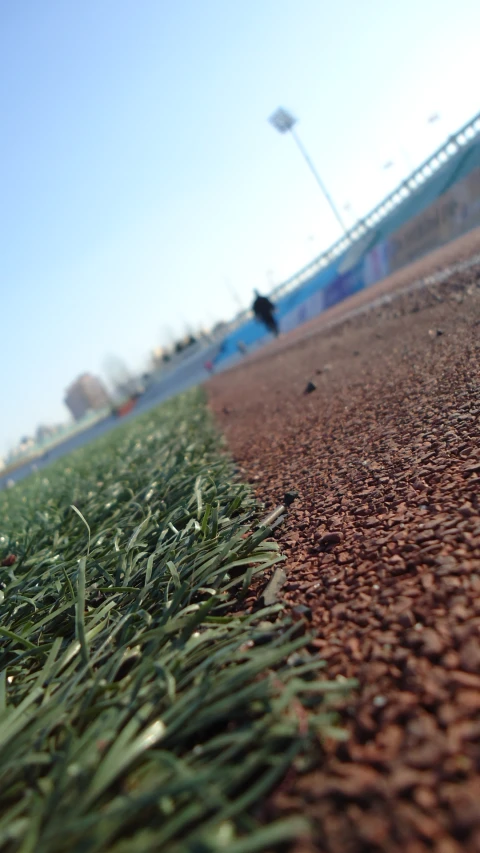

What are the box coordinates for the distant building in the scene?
[64,374,111,421]
[35,424,56,444]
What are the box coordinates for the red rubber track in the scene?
[207,228,480,853]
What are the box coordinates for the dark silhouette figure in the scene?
[252,290,279,336]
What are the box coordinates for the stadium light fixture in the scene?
[268,107,349,238]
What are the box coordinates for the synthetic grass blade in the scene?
[70,505,91,555]
[75,556,89,667]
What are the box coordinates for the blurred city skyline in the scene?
[1,0,479,453]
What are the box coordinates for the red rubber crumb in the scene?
[207,232,480,853]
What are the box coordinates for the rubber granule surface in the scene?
[207,242,480,853]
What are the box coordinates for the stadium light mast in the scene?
[269,107,349,238]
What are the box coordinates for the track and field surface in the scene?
[207,233,480,853]
[0,389,353,853]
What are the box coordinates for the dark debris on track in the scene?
[207,250,480,853]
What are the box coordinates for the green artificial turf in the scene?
[0,388,354,852]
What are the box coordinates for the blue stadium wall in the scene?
[216,131,480,362]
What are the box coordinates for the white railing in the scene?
[225,110,480,334]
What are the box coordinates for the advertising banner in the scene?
[322,262,365,310]
[385,166,480,274]
[363,240,391,286]
[280,287,325,333]
[280,260,366,332]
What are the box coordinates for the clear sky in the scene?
[1,0,479,454]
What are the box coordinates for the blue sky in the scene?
[1,0,479,454]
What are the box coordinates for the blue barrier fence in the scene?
[216,114,480,364]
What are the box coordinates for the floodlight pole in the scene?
[269,108,349,238]
[289,126,348,237]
